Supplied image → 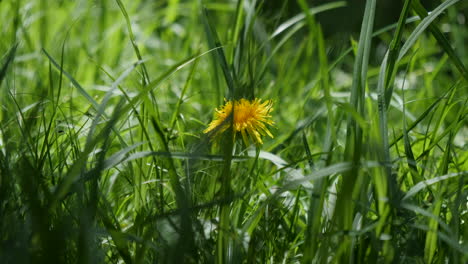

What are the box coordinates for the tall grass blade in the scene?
[336,0,376,261]
[200,7,235,98]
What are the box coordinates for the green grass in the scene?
[1,0,467,263]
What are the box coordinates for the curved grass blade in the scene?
[402,171,467,200]
[411,0,468,82]
[398,0,461,61]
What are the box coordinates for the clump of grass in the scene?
[0,0,467,263]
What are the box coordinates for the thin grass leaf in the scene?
[0,44,17,87]
[398,0,461,61]
[42,48,100,110]
[200,7,235,98]
[271,1,346,38]
[169,57,199,131]
[389,81,458,147]
[411,0,468,82]
[402,171,467,200]
[115,0,150,85]
[302,133,328,261]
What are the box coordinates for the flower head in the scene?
[204,98,274,145]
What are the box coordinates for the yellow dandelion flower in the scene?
[204,98,274,145]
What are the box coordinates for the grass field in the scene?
[1,0,467,263]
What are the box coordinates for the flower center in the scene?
[234,106,253,125]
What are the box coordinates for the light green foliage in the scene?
[0,0,467,263]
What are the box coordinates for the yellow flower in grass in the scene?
[204,98,274,145]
